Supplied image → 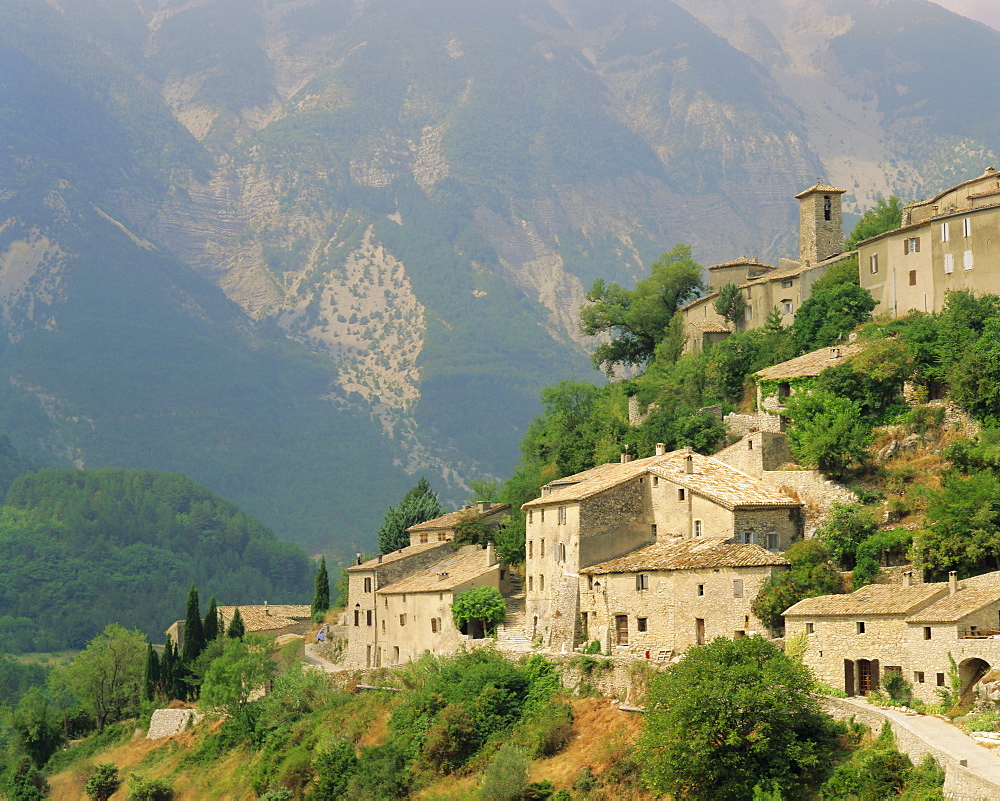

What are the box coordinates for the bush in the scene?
[346,742,411,799]
[480,743,530,801]
[307,739,358,799]
[126,775,174,801]
[85,764,121,800]
[881,672,913,706]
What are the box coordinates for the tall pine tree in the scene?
[227,607,245,639]
[160,635,176,700]
[377,477,444,553]
[312,557,330,619]
[203,595,220,642]
[182,585,205,662]
[143,644,160,702]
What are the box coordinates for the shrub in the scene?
[518,700,573,757]
[881,672,913,705]
[85,764,121,801]
[126,775,174,801]
[307,739,358,799]
[581,640,602,655]
[480,743,530,801]
[346,742,411,799]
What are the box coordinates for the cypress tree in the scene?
[227,607,245,639]
[203,595,219,642]
[160,635,175,700]
[143,644,160,702]
[312,557,330,619]
[182,585,205,662]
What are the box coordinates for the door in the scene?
[616,615,629,646]
[844,659,855,696]
[695,618,705,645]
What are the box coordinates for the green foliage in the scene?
[852,557,881,590]
[810,254,861,293]
[203,595,220,643]
[713,282,746,328]
[752,540,842,631]
[639,636,836,799]
[0,467,312,651]
[818,503,880,570]
[199,635,276,716]
[791,282,877,353]
[10,686,64,767]
[43,722,130,774]
[52,623,147,730]
[346,741,412,799]
[882,672,913,705]
[0,652,47,706]
[306,739,357,800]
[85,763,121,801]
[480,743,530,801]
[845,196,904,251]
[125,774,174,801]
[226,608,245,639]
[451,587,507,636]
[377,477,444,553]
[785,390,873,478]
[182,585,205,664]
[311,557,330,619]
[3,755,49,800]
[916,469,1000,578]
[580,244,704,375]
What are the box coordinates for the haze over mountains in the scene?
[0,0,996,554]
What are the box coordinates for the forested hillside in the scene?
[0,467,313,652]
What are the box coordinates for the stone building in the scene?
[406,502,510,546]
[681,183,852,354]
[785,571,1000,705]
[578,537,788,657]
[166,603,311,648]
[522,446,803,650]
[858,167,1000,317]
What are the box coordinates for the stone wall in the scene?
[822,698,1000,800]
[760,470,856,536]
[733,507,801,551]
[724,411,783,437]
[715,432,795,476]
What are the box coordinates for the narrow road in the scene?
[303,642,346,673]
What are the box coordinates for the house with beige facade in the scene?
[858,167,1000,317]
[406,502,510,546]
[522,445,803,651]
[166,603,311,649]
[785,571,1000,705]
[578,537,788,657]
[682,183,853,354]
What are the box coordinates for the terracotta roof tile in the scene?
[376,547,496,594]
[794,183,846,198]
[347,541,453,572]
[582,538,788,574]
[407,504,510,532]
[906,585,1000,623]
[689,321,732,333]
[784,583,948,617]
[708,257,773,270]
[755,343,865,381]
[217,605,311,633]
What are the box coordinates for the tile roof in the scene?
[689,321,732,333]
[347,540,453,572]
[909,167,998,208]
[794,183,846,198]
[523,449,801,511]
[217,605,311,633]
[906,585,1000,623]
[581,538,789,574]
[755,343,865,381]
[376,547,496,594]
[407,504,510,532]
[783,583,948,617]
[708,257,774,270]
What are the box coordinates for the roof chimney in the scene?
[356,552,363,566]
[264,601,269,616]
[830,347,841,359]
[902,570,912,587]
[377,554,383,564]
[486,541,497,567]
[949,571,958,595]
[655,442,666,456]
[685,455,694,474]
[478,501,491,512]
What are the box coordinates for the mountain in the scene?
[0,0,996,553]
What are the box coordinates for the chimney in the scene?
[264,601,269,616]
[830,347,841,359]
[902,570,912,587]
[486,541,497,567]
[655,442,666,456]
[949,571,958,595]
[684,446,694,475]
[478,501,491,512]
[377,554,383,564]
[356,552,363,566]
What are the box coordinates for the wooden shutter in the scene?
[915,237,920,253]
[872,659,880,691]
[844,660,855,696]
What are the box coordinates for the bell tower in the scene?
[795,182,846,264]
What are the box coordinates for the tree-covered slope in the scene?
[0,467,314,652]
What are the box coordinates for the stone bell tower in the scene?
[795,182,846,264]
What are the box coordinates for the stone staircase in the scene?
[497,571,533,653]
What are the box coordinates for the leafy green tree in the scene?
[468,478,500,504]
[845,196,903,250]
[819,722,934,799]
[52,623,147,730]
[203,595,220,643]
[817,503,880,570]
[785,390,873,478]
[182,585,205,663]
[311,557,330,620]
[949,317,1000,424]
[10,687,63,767]
[199,635,276,716]
[752,540,842,632]
[580,244,704,375]
[791,283,876,353]
[227,608,245,639]
[5,755,49,800]
[809,253,861,293]
[916,469,1000,578]
[307,740,358,799]
[713,282,746,329]
[639,636,834,799]
[377,477,444,553]
[85,764,121,801]
[480,743,530,800]
[451,587,507,636]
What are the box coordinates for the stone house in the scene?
[406,502,510,546]
[166,603,311,649]
[785,571,1000,705]
[522,445,803,650]
[577,537,788,657]
[858,167,1000,317]
[681,183,853,354]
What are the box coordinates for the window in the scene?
[637,617,648,632]
[694,520,703,537]
[923,626,932,640]
[393,646,399,664]
[437,532,448,541]
[431,618,438,633]
[748,439,753,450]
[944,253,954,274]
[915,671,925,684]
[419,533,428,544]
[941,221,949,242]
[744,306,753,321]
[824,195,832,221]
[384,597,388,608]
[558,506,567,525]
[364,577,372,593]
[528,540,533,559]
[869,254,879,274]
[381,620,385,633]
[806,622,814,635]
[781,299,793,315]
[366,610,372,626]
[636,574,650,591]
[556,542,566,562]
[586,574,593,590]
[856,621,866,634]
[354,609,360,626]
[909,269,917,286]
[540,539,545,558]
[399,614,406,626]
[738,531,759,545]
[937,673,946,686]
[965,249,974,270]
[697,584,705,597]
[540,509,544,523]
[905,236,920,254]
[528,575,533,591]
[733,579,744,598]
[528,510,532,524]
[651,524,657,537]
[652,475,658,487]
[767,531,778,551]
[782,279,793,288]
[964,217,972,237]
[539,574,545,591]
[678,488,686,501]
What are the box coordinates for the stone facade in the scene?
[796,183,846,265]
[714,432,795,476]
[859,167,1000,317]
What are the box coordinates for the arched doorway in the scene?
[959,657,991,707]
